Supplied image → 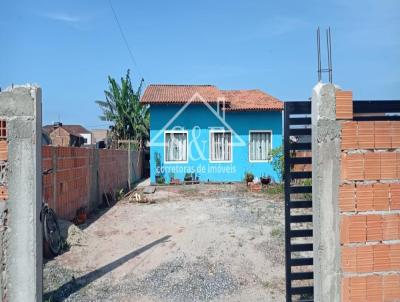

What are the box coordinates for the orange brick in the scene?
[342,246,357,272]
[341,215,366,244]
[341,121,358,150]
[383,274,400,301]
[341,153,348,180]
[391,121,400,148]
[390,183,400,210]
[366,275,383,302]
[382,214,400,241]
[0,140,7,161]
[373,183,390,211]
[350,276,367,301]
[345,153,365,180]
[358,122,375,149]
[365,152,381,180]
[336,91,353,120]
[374,244,391,272]
[0,186,8,201]
[356,184,374,211]
[339,184,356,212]
[390,244,400,270]
[357,245,374,273]
[375,121,392,149]
[341,215,350,244]
[397,152,400,179]
[367,214,383,242]
[381,152,397,180]
[342,278,350,302]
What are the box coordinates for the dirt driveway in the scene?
[44,183,285,302]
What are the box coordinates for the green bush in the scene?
[244,171,254,183]
[271,146,284,182]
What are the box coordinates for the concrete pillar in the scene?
[311,83,341,302]
[0,86,43,301]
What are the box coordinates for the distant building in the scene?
[91,129,109,143]
[43,123,93,147]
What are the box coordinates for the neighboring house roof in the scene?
[43,124,91,137]
[140,84,283,111]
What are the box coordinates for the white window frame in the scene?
[164,130,188,164]
[248,130,272,163]
[209,129,233,163]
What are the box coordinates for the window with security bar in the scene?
[210,131,232,162]
[165,131,188,162]
[249,131,272,162]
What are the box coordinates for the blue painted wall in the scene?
[149,103,283,183]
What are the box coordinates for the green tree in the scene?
[271,146,284,182]
[96,70,149,148]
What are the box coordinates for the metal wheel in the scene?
[43,208,61,256]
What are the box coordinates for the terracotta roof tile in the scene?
[140,84,283,111]
[141,85,222,104]
[43,124,91,136]
[221,89,283,111]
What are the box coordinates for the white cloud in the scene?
[42,12,81,24]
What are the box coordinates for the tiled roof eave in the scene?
[140,100,231,104]
[224,107,284,112]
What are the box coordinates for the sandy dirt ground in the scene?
[44,183,285,302]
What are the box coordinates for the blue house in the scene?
[141,84,283,184]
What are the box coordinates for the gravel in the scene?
[44,184,285,302]
[125,257,237,302]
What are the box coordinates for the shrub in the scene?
[271,146,284,182]
[244,171,254,183]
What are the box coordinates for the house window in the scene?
[249,131,272,162]
[210,131,232,162]
[165,131,188,162]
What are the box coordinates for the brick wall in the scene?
[43,146,143,220]
[98,149,129,195]
[339,96,400,300]
[0,120,7,202]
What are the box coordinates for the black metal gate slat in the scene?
[289,229,313,238]
[289,201,312,208]
[288,117,312,125]
[289,142,312,150]
[290,286,314,295]
[289,128,312,136]
[284,101,314,302]
[290,258,313,266]
[290,171,312,179]
[290,215,313,223]
[289,186,312,194]
[290,243,313,252]
[290,272,314,280]
[290,157,312,164]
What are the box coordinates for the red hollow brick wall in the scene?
[43,146,137,220]
[0,120,7,202]
[1,121,143,220]
[339,95,400,301]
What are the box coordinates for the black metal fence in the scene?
[284,101,314,302]
[353,100,400,121]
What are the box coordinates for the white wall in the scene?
[80,133,92,145]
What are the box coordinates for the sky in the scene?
[1,0,399,129]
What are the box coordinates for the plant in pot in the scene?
[245,172,254,185]
[184,173,192,182]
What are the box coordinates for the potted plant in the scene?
[245,172,254,185]
[184,173,192,182]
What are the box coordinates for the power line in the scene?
[108,0,144,81]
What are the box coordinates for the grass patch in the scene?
[270,227,284,239]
